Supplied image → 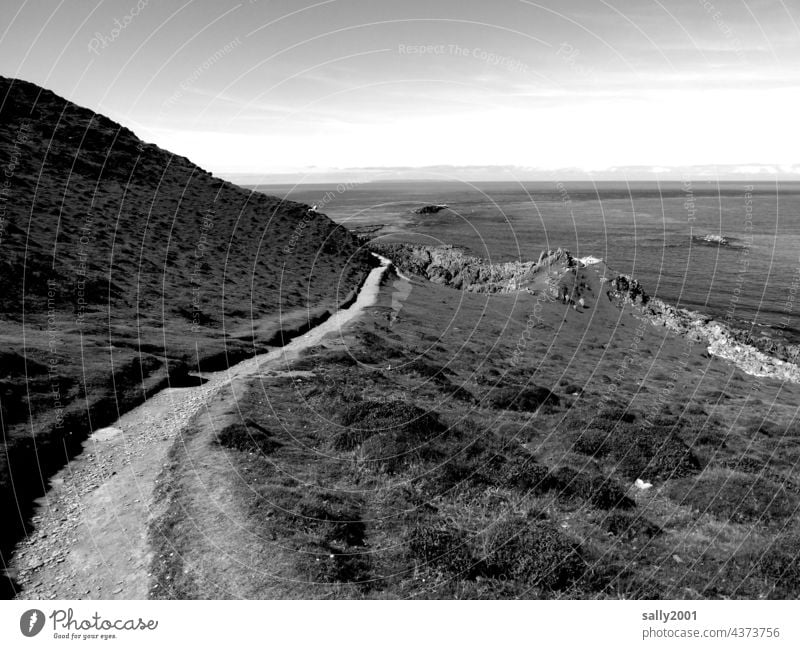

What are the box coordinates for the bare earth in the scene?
[11,258,390,600]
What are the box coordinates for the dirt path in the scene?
[11,257,391,600]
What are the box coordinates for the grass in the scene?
[295,542,373,587]
[0,75,374,595]
[214,421,283,455]
[149,265,800,598]
[405,524,477,578]
[599,511,662,541]
[571,417,704,481]
[332,399,452,473]
[667,469,798,525]
[477,517,588,591]
[548,466,635,511]
[754,535,800,598]
[485,386,560,412]
[146,190,800,599]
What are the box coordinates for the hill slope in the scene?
[0,76,374,592]
[147,246,800,599]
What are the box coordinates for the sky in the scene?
[1,0,799,182]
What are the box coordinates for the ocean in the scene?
[257,181,800,344]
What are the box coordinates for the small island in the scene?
[413,203,449,215]
[700,233,730,245]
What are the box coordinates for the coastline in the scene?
[133,237,800,599]
[640,298,800,383]
[371,241,800,385]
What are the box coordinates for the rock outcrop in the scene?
[373,241,800,384]
[603,274,650,306]
[602,267,800,382]
[640,299,800,382]
[699,233,730,246]
[371,242,573,293]
[413,204,449,215]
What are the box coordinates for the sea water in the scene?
[259,181,800,344]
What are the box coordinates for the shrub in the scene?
[593,406,637,428]
[331,400,445,451]
[572,423,702,481]
[0,351,48,376]
[711,536,800,599]
[406,524,477,578]
[403,357,451,379]
[489,450,555,493]
[550,466,635,510]
[425,458,492,494]
[295,542,372,585]
[359,429,446,474]
[353,330,404,362]
[214,420,282,454]
[756,536,800,598]
[667,471,798,524]
[600,511,661,541]
[478,518,586,590]
[401,358,475,402]
[427,447,554,495]
[295,494,367,547]
[291,348,357,371]
[486,386,559,411]
[754,421,788,438]
[333,400,449,472]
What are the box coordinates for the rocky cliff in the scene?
[599,266,800,379]
[640,299,800,382]
[370,242,574,294]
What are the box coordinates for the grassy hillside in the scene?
[149,254,800,598]
[0,76,374,591]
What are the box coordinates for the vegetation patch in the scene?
[667,470,798,525]
[0,76,374,587]
[403,357,452,380]
[333,400,443,448]
[492,451,555,492]
[477,518,587,591]
[572,421,703,481]
[143,257,800,600]
[295,542,372,586]
[593,406,638,428]
[753,535,800,598]
[549,466,635,510]
[561,383,583,395]
[291,347,359,371]
[352,330,405,363]
[400,356,475,402]
[424,443,555,496]
[331,400,449,473]
[405,524,477,579]
[295,493,367,547]
[359,428,448,474]
[214,420,283,455]
[599,511,662,541]
[486,386,560,411]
